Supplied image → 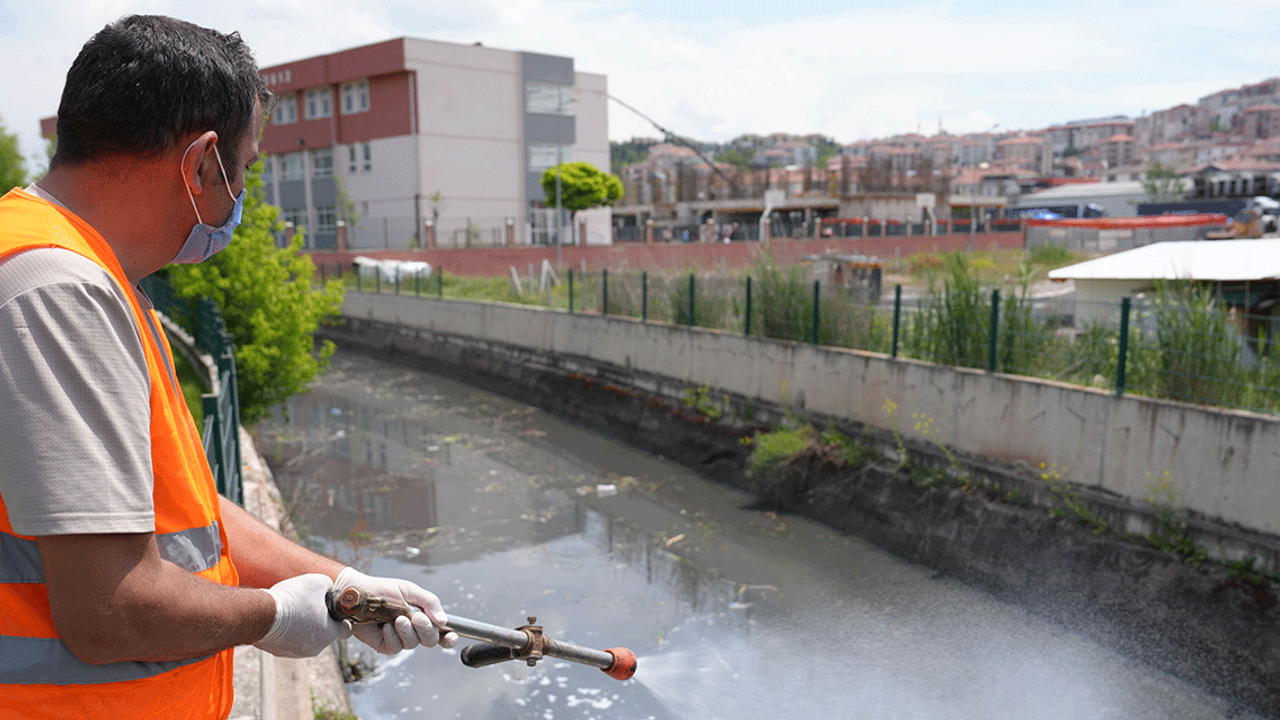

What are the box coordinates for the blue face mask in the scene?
[174,140,244,264]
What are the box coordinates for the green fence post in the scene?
[437,267,444,298]
[395,267,400,295]
[891,284,902,358]
[744,276,753,337]
[602,269,609,316]
[688,273,696,327]
[812,280,821,344]
[356,271,362,292]
[375,268,381,294]
[642,271,648,321]
[1116,297,1131,396]
[988,289,1000,373]
[415,270,420,297]
[569,269,575,313]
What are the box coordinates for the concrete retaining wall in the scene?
[342,292,1280,544]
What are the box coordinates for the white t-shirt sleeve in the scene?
[0,247,155,536]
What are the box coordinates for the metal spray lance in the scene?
[325,587,638,681]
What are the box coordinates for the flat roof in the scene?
[1016,180,1191,204]
[1048,238,1280,281]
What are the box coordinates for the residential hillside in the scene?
[614,77,1280,225]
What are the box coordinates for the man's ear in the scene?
[181,131,220,194]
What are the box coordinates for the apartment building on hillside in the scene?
[1044,117,1136,157]
[252,38,608,249]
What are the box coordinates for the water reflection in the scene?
[254,351,1263,720]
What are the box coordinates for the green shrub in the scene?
[747,426,814,478]
[819,428,876,466]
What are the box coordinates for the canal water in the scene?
[254,350,1260,720]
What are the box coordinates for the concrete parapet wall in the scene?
[343,292,1280,541]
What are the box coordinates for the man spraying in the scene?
[0,15,455,719]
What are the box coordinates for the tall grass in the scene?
[669,273,735,329]
[754,258,813,342]
[903,253,989,369]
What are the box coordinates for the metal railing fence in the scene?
[140,276,243,504]
[345,269,1280,416]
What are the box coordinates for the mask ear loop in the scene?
[181,136,206,226]
[181,136,236,224]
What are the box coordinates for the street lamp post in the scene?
[969,189,976,253]
[555,144,563,268]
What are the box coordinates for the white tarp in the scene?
[353,256,432,283]
[1048,238,1280,282]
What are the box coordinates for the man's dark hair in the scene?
[53,15,273,164]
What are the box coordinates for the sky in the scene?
[2,0,1279,173]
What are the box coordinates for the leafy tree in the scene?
[809,135,841,168]
[610,138,657,175]
[0,117,28,193]
[715,147,754,171]
[1142,162,1185,203]
[541,161,624,211]
[167,160,344,425]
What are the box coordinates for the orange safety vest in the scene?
[0,188,238,719]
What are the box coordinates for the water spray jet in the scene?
[327,586,637,681]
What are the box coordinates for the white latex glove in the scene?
[255,573,353,658]
[333,567,458,655]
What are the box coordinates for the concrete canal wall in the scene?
[339,291,1280,554]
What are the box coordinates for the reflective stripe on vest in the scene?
[0,523,224,583]
[0,636,210,685]
[0,523,224,685]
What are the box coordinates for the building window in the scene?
[304,87,332,120]
[311,148,333,178]
[283,207,308,233]
[273,92,297,125]
[259,155,274,183]
[315,205,336,235]
[525,82,574,116]
[527,143,572,174]
[347,142,372,174]
[341,80,369,115]
[280,151,305,181]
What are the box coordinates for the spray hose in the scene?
[326,587,637,681]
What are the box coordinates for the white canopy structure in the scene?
[1048,238,1280,282]
[1048,239,1280,324]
